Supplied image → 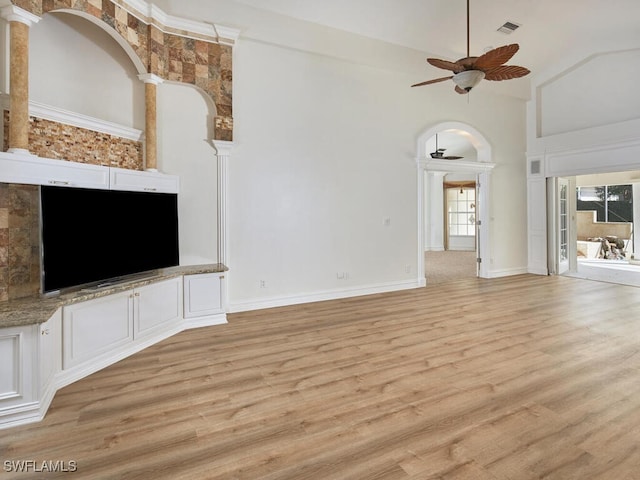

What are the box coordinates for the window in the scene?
[577,184,633,222]
[447,188,476,236]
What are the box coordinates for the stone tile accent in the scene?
[12,0,234,141]
[0,183,40,301]
[3,111,144,170]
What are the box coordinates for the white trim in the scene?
[213,140,232,267]
[228,279,423,313]
[486,267,530,278]
[419,158,496,173]
[183,314,227,329]
[214,24,241,45]
[138,73,164,85]
[0,94,143,141]
[118,0,240,44]
[416,122,494,282]
[0,5,41,26]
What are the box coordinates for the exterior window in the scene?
[447,188,476,236]
[577,185,633,222]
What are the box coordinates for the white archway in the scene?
[416,121,495,284]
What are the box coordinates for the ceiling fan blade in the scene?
[473,44,520,71]
[411,76,453,87]
[455,85,468,95]
[427,58,465,73]
[484,65,531,81]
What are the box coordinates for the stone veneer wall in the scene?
[11,0,234,141]
[0,183,40,301]
[2,111,144,170]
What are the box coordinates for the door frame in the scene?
[547,177,578,275]
[416,122,495,285]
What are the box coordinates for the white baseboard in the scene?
[184,313,227,329]
[486,267,531,278]
[229,279,424,313]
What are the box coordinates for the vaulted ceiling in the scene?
[230,0,640,99]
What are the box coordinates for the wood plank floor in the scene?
[2,274,640,479]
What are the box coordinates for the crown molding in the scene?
[118,0,240,45]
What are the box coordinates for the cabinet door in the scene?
[0,325,37,408]
[109,167,179,193]
[63,292,133,370]
[0,152,110,189]
[134,277,182,340]
[183,273,224,318]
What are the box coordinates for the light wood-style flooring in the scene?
[2,274,640,479]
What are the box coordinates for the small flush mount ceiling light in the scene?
[452,70,485,92]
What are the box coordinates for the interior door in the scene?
[547,177,576,275]
[557,178,570,274]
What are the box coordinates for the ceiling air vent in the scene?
[497,21,521,34]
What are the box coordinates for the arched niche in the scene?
[416,121,495,283]
[28,0,233,141]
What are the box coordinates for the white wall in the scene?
[526,48,640,274]
[227,35,527,308]
[539,50,640,137]
[29,12,144,128]
[158,83,219,266]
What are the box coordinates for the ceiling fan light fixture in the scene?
[453,70,485,92]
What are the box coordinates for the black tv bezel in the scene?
[39,185,179,295]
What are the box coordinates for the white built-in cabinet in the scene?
[110,167,179,193]
[0,272,225,430]
[0,152,178,193]
[183,273,225,327]
[0,310,61,429]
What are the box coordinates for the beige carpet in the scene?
[425,250,477,284]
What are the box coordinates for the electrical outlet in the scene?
[259,280,267,288]
[337,272,345,280]
[405,265,411,273]
[383,217,391,227]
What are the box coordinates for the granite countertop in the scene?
[0,264,228,329]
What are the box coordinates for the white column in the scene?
[212,140,232,267]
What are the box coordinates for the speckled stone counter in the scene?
[0,264,228,329]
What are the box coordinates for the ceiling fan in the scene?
[411,0,530,94]
[431,134,463,160]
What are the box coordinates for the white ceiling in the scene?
[232,0,640,96]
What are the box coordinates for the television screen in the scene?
[40,185,179,293]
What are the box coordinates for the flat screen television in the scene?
[40,185,179,293]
